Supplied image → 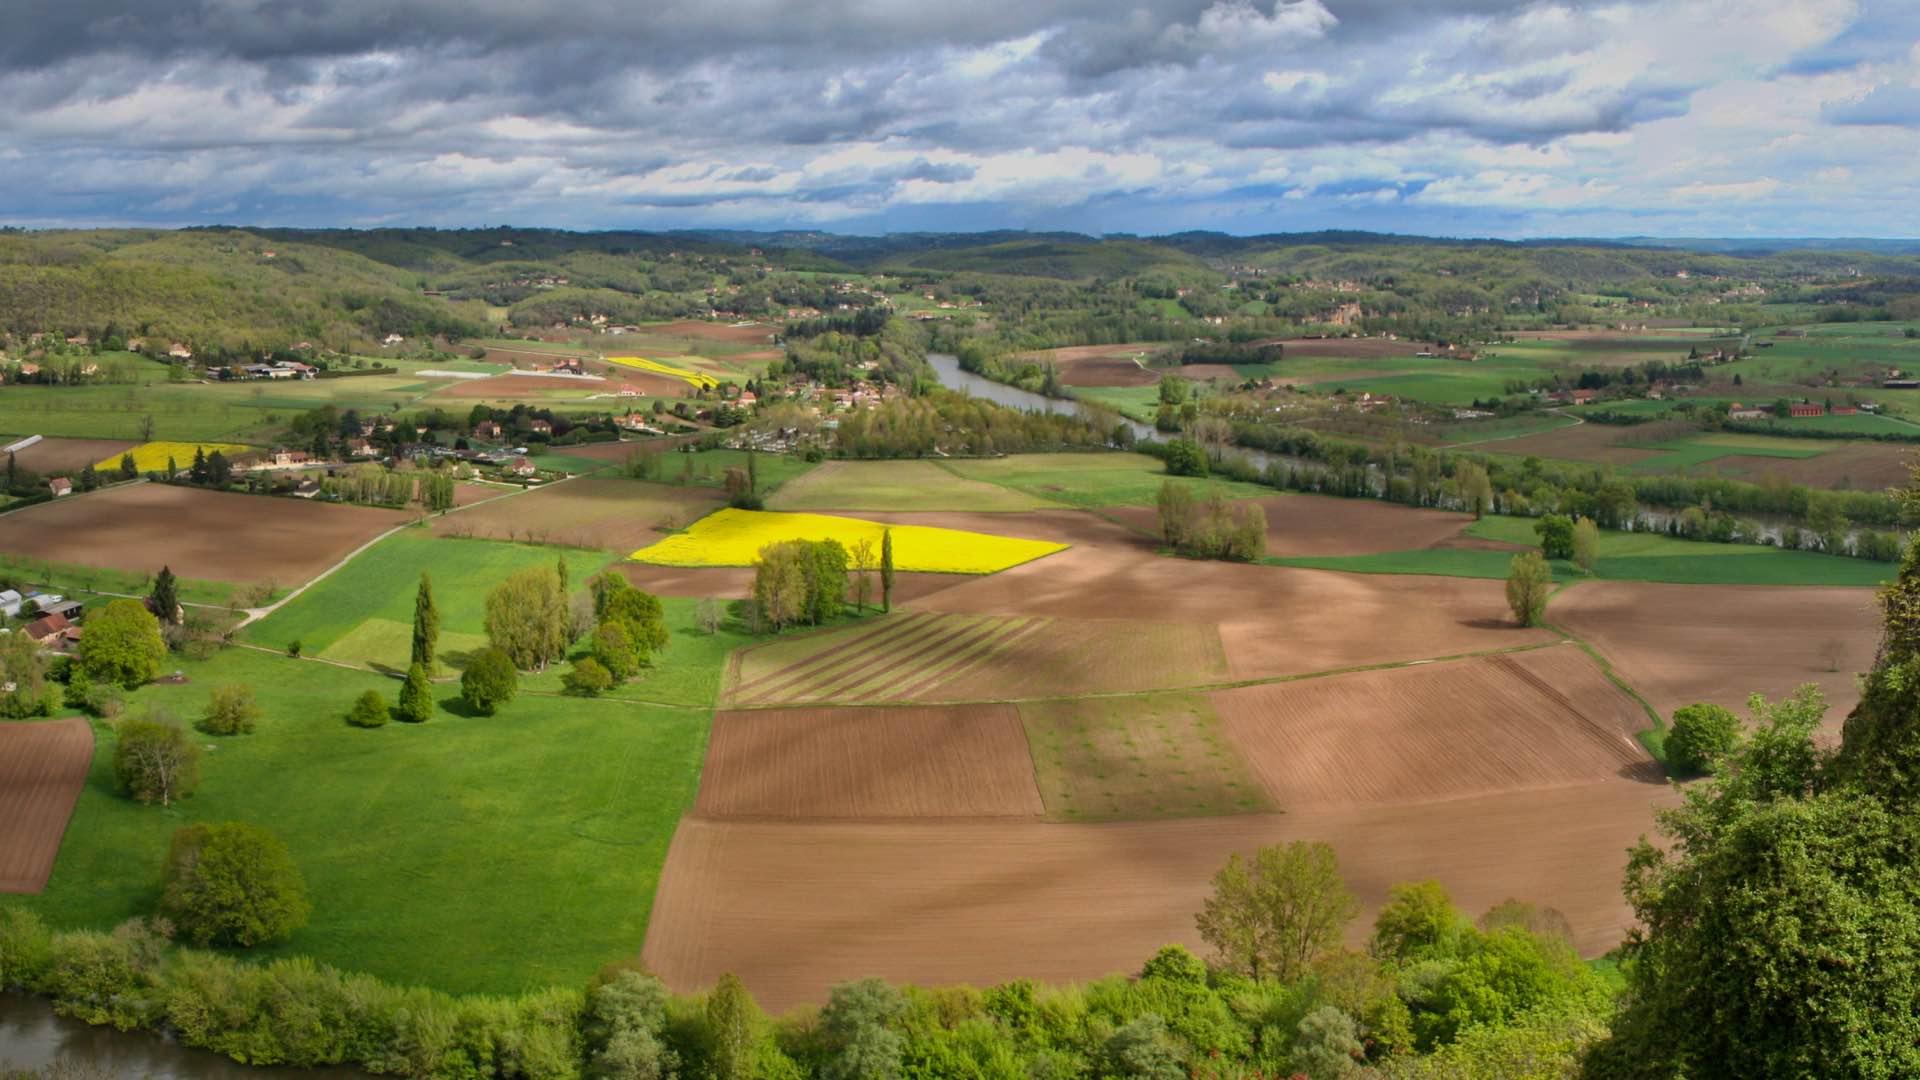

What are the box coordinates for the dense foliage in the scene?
[158,822,311,947]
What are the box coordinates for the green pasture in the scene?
[767,458,1064,512]
[1271,513,1894,587]
[2,646,707,995]
[945,452,1271,507]
[240,531,617,667]
[648,447,818,493]
[0,551,272,609]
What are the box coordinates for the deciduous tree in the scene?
[198,684,260,736]
[1505,551,1552,627]
[484,566,568,671]
[113,711,200,806]
[159,822,310,947]
[78,598,167,689]
[461,647,518,716]
[1196,840,1359,983]
[347,689,389,728]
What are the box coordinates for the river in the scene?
[0,993,366,1078]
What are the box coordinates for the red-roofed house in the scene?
[24,612,76,647]
[47,477,71,497]
[509,457,536,476]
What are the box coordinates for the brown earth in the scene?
[1213,646,1658,809]
[0,717,95,893]
[1025,344,1163,388]
[432,477,723,551]
[1487,422,1666,466]
[1104,494,1473,557]
[696,705,1045,820]
[643,778,1675,1010]
[452,481,507,507]
[645,319,779,345]
[553,436,701,464]
[850,510,1551,679]
[1551,581,1880,722]
[2,437,140,475]
[1174,364,1242,382]
[1708,444,1912,491]
[0,483,408,585]
[725,611,1227,706]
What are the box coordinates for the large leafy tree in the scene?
[1585,517,1920,1077]
[483,566,568,671]
[159,821,311,947]
[78,598,167,689]
[1196,840,1359,983]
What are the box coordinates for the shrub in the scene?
[1164,438,1208,477]
[158,822,310,947]
[461,647,519,715]
[563,657,614,696]
[112,711,200,806]
[198,684,260,736]
[346,689,390,728]
[1535,514,1574,560]
[1666,702,1741,775]
[1505,552,1553,627]
[591,622,639,682]
[396,662,434,723]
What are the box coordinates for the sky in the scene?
[3,0,1918,238]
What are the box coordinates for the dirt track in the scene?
[1551,581,1880,721]
[1213,646,1658,808]
[0,717,94,893]
[0,483,410,585]
[644,778,1674,1009]
[697,705,1045,819]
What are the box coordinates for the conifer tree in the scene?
[411,572,439,675]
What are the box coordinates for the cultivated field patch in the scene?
[1019,694,1268,820]
[0,717,94,893]
[317,617,491,672]
[1029,343,1162,388]
[696,705,1044,819]
[644,779,1678,1010]
[725,611,1228,706]
[606,356,720,389]
[0,436,139,474]
[632,508,1068,574]
[941,453,1272,507]
[93,440,251,472]
[0,483,408,585]
[766,460,1063,513]
[432,476,724,550]
[1212,646,1656,809]
[1551,580,1880,721]
[1105,493,1472,556]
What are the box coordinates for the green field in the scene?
[1,647,707,995]
[240,532,617,667]
[766,459,1064,512]
[1272,514,1895,586]
[648,447,818,494]
[944,451,1271,507]
[0,551,274,609]
[1625,436,1822,473]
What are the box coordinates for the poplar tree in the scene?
[880,528,895,613]
[411,572,439,674]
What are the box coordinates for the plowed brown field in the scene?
[644,778,1675,1009]
[1552,581,1880,720]
[725,611,1226,705]
[697,705,1044,820]
[1213,646,1658,808]
[0,483,408,585]
[904,539,1549,679]
[432,477,722,550]
[1105,494,1472,557]
[0,717,94,893]
[1026,344,1162,387]
[2,437,140,474]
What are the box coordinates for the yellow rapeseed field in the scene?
[605,355,720,389]
[631,509,1067,574]
[95,441,252,473]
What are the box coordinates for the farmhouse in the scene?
[1789,403,1825,418]
[46,477,71,497]
[23,612,78,648]
[1729,407,1768,420]
[474,420,504,440]
[508,456,537,476]
[529,419,553,435]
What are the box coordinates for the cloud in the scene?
[0,0,1911,236]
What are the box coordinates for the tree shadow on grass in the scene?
[439,695,487,719]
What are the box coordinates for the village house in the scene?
[23,612,79,648]
[168,343,193,359]
[382,333,405,346]
[1789,403,1826,418]
[508,457,537,476]
[529,419,552,435]
[1728,404,1769,420]
[474,420,504,440]
[46,476,73,497]
[346,438,378,458]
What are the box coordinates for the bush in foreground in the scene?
[1664,702,1741,775]
[158,823,310,948]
